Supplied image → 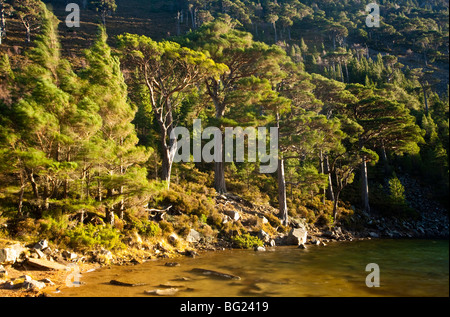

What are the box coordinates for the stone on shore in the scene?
[0,244,26,265]
[0,265,7,279]
[224,210,240,221]
[25,258,67,271]
[110,279,147,287]
[286,227,308,246]
[33,240,48,251]
[186,229,202,243]
[144,288,179,296]
[191,268,241,280]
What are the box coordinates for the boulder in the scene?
[186,229,201,243]
[0,247,18,265]
[165,262,180,267]
[23,279,46,290]
[224,209,240,221]
[110,279,147,287]
[286,227,308,246]
[254,246,266,252]
[222,215,230,225]
[33,239,48,251]
[32,248,46,259]
[257,229,270,243]
[62,250,78,261]
[25,258,67,271]
[144,288,179,296]
[0,265,7,279]
[168,233,179,245]
[298,243,307,249]
[191,268,241,280]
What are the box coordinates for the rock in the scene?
[191,268,241,280]
[158,283,185,288]
[110,279,147,287]
[172,277,192,281]
[40,278,55,286]
[168,233,179,245]
[268,239,276,247]
[286,227,308,246]
[3,276,27,289]
[165,262,180,267]
[62,250,78,261]
[96,249,113,263]
[222,215,230,225]
[186,229,202,243]
[144,288,179,296]
[254,246,266,252]
[25,258,67,271]
[298,243,307,249]
[0,247,18,265]
[33,239,48,251]
[32,248,46,259]
[0,265,7,279]
[258,229,270,243]
[274,234,287,246]
[185,249,198,258]
[225,209,240,221]
[23,279,46,290]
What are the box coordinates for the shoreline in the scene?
[1,192,448,297]
[1,232,448,298]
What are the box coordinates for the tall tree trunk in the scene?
[176,11,181,36]
[276,112,288,226]
[339,62,344,82]
[381,140,389,175]
[332,190,341,220]
[161,147,173,188]
[18,186,25,217]
[214,160,227,194]
[361,155,370,213]
[421,83,429,115]
[320,150,326,204]
[105,188,114,226]
[344,62,350,83]
[273,22,277,43]
[278,157,288,226]
[213,99,227,194]
[325,155,335,201]
[0,6,5,45]
[28,170,40,201]
[25,26,31,43]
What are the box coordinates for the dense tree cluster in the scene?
[0,0,448,248]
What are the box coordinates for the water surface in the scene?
[57,239,449,297]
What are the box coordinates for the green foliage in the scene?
[65,224,125,250]
[132,218,161,238]
[389,174,406,204]
[231,233,263,249]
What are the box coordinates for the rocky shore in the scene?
[1,192,448,297]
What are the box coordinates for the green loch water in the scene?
[57,239,449,297]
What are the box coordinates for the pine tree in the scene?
[182,17,284,194]
[118,32,226,190]
[346,84,424,213]
[82,28,151,225]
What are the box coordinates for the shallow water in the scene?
[57,239,449,297]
